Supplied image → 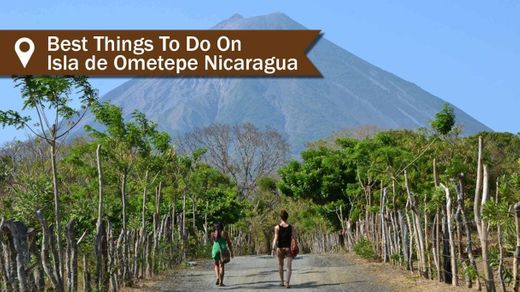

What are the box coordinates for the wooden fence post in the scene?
[95,144,106,291]
[455,174,480,289]
[398,211,411,271]
[380,187,388,262]
[433,158,443,282]
[480,165,495,292]
[83,254,91,292]
[513,202,520,292]
[1,220,31,292]
[28,228,45,292]
[36,210,64,292]
[65,220,79,292]
[441,183,457,286]
[0,217,14,292]
[405,171,426,277]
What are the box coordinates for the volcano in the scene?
[73,13,490,154]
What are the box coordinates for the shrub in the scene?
[353,237,378,260]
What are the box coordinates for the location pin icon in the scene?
[15,37,35,68]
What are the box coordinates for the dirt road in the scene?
[136,253,466,292]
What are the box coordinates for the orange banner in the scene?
[0,30,321,76]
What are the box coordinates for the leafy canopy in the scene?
[431,103,455,136]
[0,76,97,141]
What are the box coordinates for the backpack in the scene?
[214,237,231,264]
[290,237,299,257]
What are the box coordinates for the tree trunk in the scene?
[431,213,441,281]
[398,211,411,270]
[390,180,401,263]
[457,174,481,289]
[433,159,442,282]
[145,232,152,278]
[36,210,64,292]
[435,210,442,282]
[65,220,78,292]
[414,212,426,277]
[512,202,520,292]
[480,165,495,292]
[133,229,140,279]
[366,185,373,242]
[0,218,14,292]
[182,188,187,261]
[442,211,451,283]
[142,170,149,231]
[424,200,431,279]
[380,187,388,262]
[474,136,483,237]
[496,219,505,292]
[155,182,162,228]
[404,209,414,273]
[3,220,29,292]
[29,232,45,292]
[473,136,487,291]
[192,195,197,233]
[140,170,149,279]
[455,182,469,287]
[171,191,177,242]
[404,171,426,277]
[152,182,162,275]
[441,183,457,286]
[495,179,506,292]
[121,173,129,284]
[204,201,209,246]
[107,223,118,292]
[171,189,177,265]
[95,144,105,291]
[83,254,91,292]
[50,131,64,285]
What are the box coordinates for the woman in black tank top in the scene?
[271,210,297,288]
[278,225,292,248]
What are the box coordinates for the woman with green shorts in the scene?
[211,222,234,286]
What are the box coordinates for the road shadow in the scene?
[296,270,325,275]
[256,255,275,259]
[219,281,347,290]
[218,281,282,290]
[254,256,303,261]
[239,269,278,277]
[292,281,342,289]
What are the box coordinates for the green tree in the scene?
[278,145,357,227]
[431,103,455,136]
[85,102,141,233]
[0,76,97,279]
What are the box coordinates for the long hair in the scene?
[214,222,224,239]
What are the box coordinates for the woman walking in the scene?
[272,210,297,288]
[211,222,234,286]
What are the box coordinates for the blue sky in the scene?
[1,0,519,143]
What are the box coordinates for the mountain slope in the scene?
[74,13,490,154]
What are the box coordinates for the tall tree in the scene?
[0,76,97,281]
[179,123,289,198]
[85,101,145,282]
